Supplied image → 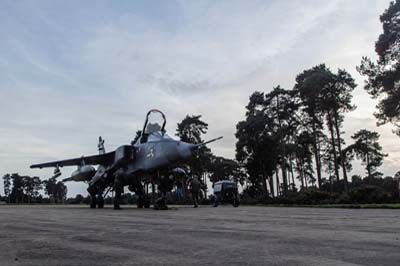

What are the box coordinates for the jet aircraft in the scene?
[30,109,222,210]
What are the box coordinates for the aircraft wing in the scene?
[30,151,115,169]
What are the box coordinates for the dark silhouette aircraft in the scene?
[30,109,222,209]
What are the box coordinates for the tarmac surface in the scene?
[0,205,399,266]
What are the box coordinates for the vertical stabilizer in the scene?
[98,136,105,155]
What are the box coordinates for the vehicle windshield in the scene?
[214,183,222,192]
[224,183,236,189]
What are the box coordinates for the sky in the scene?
[0,0,398,197]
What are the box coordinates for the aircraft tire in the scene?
[97,194,104,209]
[97,200,104,209]
[90,196,97,209]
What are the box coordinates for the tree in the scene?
[321,67,357,193]
[3,174,11,202]
[43,177,57,202]
[10,173,25,203]
[55,181,67,203]
[22,176,42,203]
[67,194,84,204]
[236,92,280,197]
[208,156,244,185]
[236,88,299,197]
[295,64,356,192]
[294,65,327,188]
[264,86,299,195]
[292,131,314,190]
[346,129,387,177]
[176,115,213,178]
[43,177,66,203]
[358,0,400,135]
[3,173,44,203]
[176,115,208,144]
[43,177,67,204]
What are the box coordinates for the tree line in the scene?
[176,1,400,204]
[2,173,67,204]
[234,1,400,204]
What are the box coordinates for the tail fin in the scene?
[98,136,105,155]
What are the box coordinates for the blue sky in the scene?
[0,0,398,196]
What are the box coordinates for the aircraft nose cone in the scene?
[177,142,195,160]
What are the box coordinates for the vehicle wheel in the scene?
[212,196,219,207]
[153,200,160,210]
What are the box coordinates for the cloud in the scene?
[0,0,397,196]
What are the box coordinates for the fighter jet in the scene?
[30,109,222,210]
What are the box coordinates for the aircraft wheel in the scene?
[97,195,104,208]
[90,196,97,209]
[97,200,104,209]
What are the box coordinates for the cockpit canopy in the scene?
[134,109,170,144]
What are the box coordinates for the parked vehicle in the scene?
[212,180,239,207]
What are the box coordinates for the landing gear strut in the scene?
[113,173,124,210]
[90,194,97,209]
[97,193,104,208]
